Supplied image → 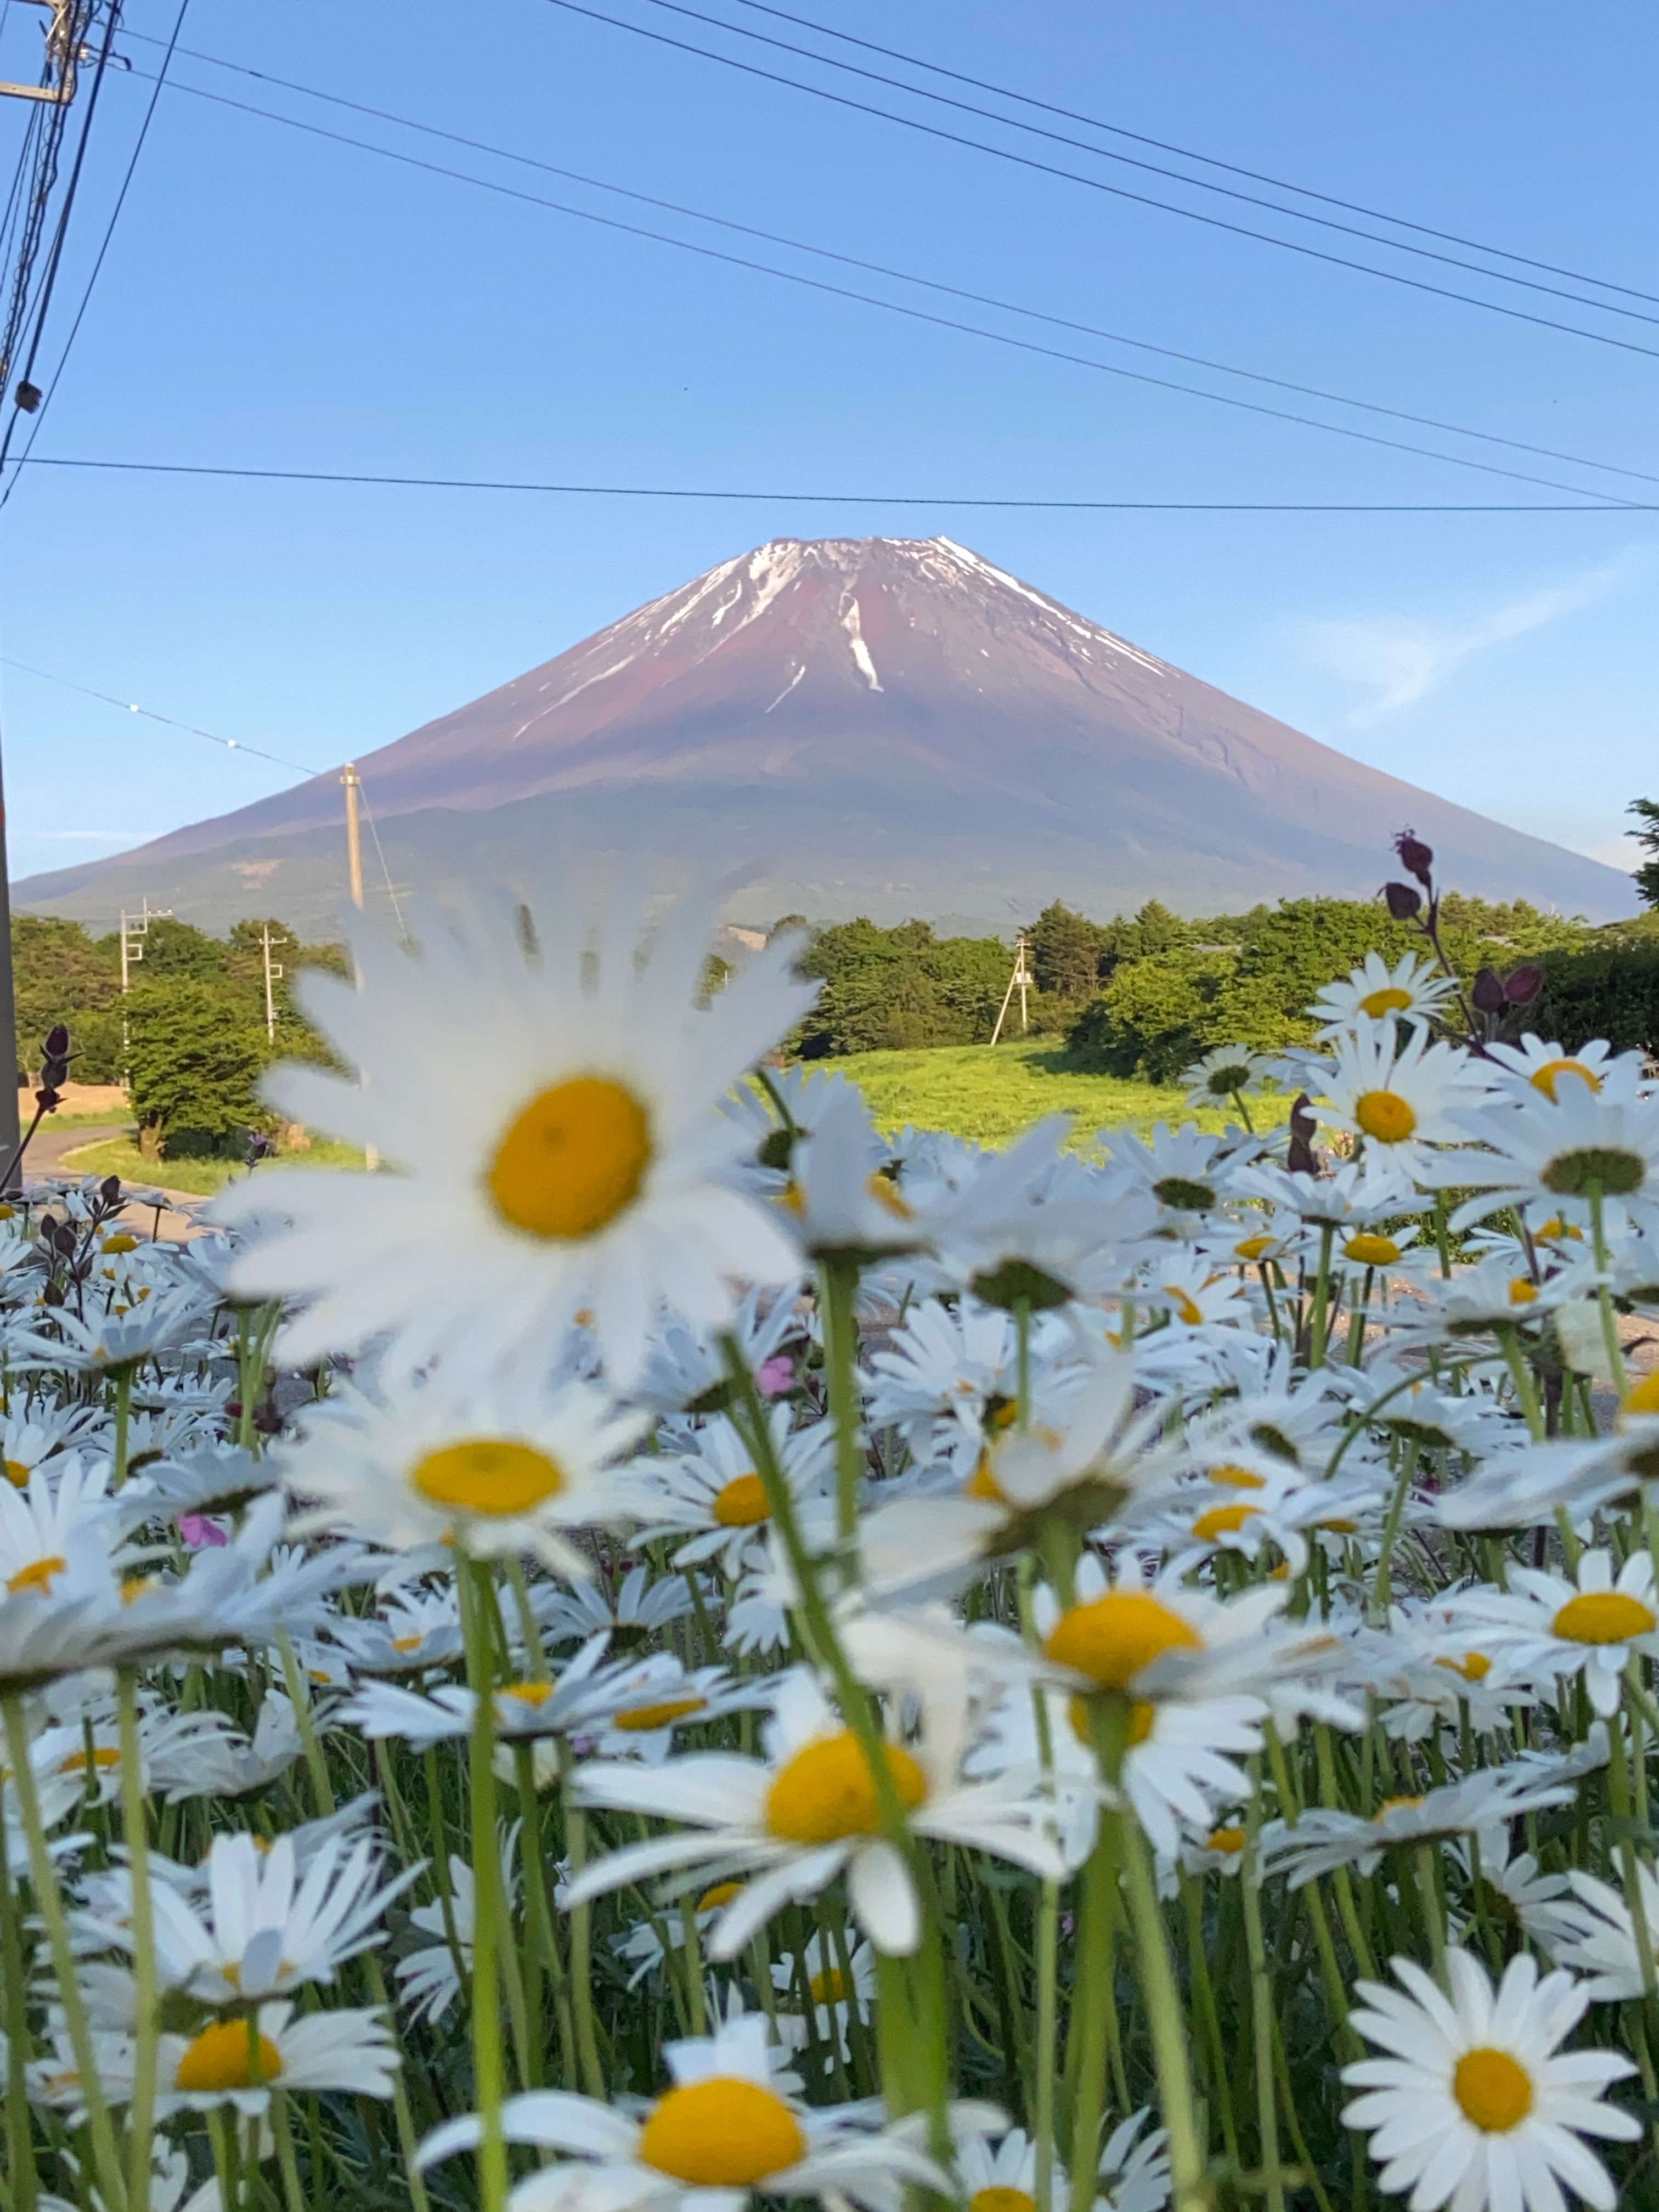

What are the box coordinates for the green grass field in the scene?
[63,1135,367,1198]
[820,1037,1289,1149]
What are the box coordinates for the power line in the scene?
[119,38,1659,493]
[0,653,322,772]
[3,0,191,503]
[10,455,1656,509]
[111,69,1651,507]
[605,0,1659,332]
[534,0,1659,364]
[719,0,1659,312]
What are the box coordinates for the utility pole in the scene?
[341,763,364,912]
[260,922,283,1042]
[990,933,1033,1047]
[117,899,167,1080]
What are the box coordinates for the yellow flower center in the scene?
[58,1746,120,1774]
[1206,1826,1246,1855]
[1233,1233,1274,1261]
[637,2078,805,2185]
[865,1171,913,1222]
[1453,2047,1533,2132]
[1552,1590,1657,1645]
[410,1440,563,1517]
[1191,1501,1261,1542]
[120,1576,157,1606]
[966,1450,1008,1504]
[1435,1651,1492,1683]
[808,1967,848,2005]
[487,1077,651,1240]
[1344,1233,1401,1267]
[101,1233,138,1255]
[712,1473,770,1527]
[1354,1091,1416,1144]
[1375,1794,1424,1817]
[696,1880,743,1912]
[614,1696,708,1732]
[7,1555,65,1595]
[503,1680,555,1707]
[1045,1591,1201,1691]
[1530,1059,1599,1102]
[1359,986,1414,1018]
[972,2190,1038,2212]
[1208,1464,1265,1490]
[174,2021,283,2096]
[391,1634,424,1652]
[764,1730,928,1843]
[3,1459,29,1488]
[1165,1285,1205,1326]
[1622,1373,1659,1419]
[1509,1279,1538,1305]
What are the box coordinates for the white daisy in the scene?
[1545,1861,1659,2001]
[1310,951,1459,1040]
[415,2010,956,2212]
[1321,1020,1487,1187]
[212,878,814,1386]
[566,1666,1063,1959]
[153,2001,400,2115]
[1341,1950,1637,2212]
[632,1409,833,1575]
[1182,1046,1274,1112]
[279,1370,648,1574]
[1483,1036,1649,1108]
[1459,1549,1659,1717]
[1438,1076,1659,1238]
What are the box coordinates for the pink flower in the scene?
[755,1354,795,1398]
[178,1513,229,1550]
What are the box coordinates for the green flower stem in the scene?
[1032,1877,1062,2212]
[819,1254,866,1545]
[1307,1224,1336,1370]
[273,2094,308,2212]
[1065,1803,1120,2212]
[1180,1874,1239,2170]
[457,1562,510,2212]
[111,1368,132,1489]
[421,1744,467,1993]
[117,1672,159,2212]
[275,1633,336,1817]
[1605,1699,1658,2001]
[1239,1762,1283,2212]
[722,1335,950,2154]
[1496,1327,1545,1442]
[1015,1297,1032,1427]
[358,1953,432,2212]
[1118,1813,1207,2212]
[1,1697,128,2212]
[1588,1186,1629,1396]
[0,1777,37,2212]
[1369,1440,1420,1627]
[557,1741,608,2100]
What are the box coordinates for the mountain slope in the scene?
[16,535,1633,933]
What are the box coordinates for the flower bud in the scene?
[1392,831,1435,889]
[1383,882,1423,922]
[1471,968,1506,1014]
[1504,964,1543,1005]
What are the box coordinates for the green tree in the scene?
[11,916,121,1081]
[117,915,228,980]
[1626,799,1659,909]
[1028,902,1105,1002]
[126,977,272,1160]
[1066,949,1235,1080]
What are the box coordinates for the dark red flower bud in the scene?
[1393,830,1435,889]
[1504,964,1543,1005]
[1287,1092,1319,1176]
[1471,968,1506,1014]
[1384,882,1423,922]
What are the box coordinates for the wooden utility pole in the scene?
[341,763,364,911]
[990,933,1033,1046]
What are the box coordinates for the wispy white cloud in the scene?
[1300,557,1638,727]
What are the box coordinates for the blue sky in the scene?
[0,0,1654,901]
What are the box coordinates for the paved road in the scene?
[18,1116,204,1239]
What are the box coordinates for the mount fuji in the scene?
[15,536,1633,933]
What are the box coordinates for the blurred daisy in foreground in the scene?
[1341,1950,1637,2212]
[1310,951,1459,1040]
[215,879,814,1386]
